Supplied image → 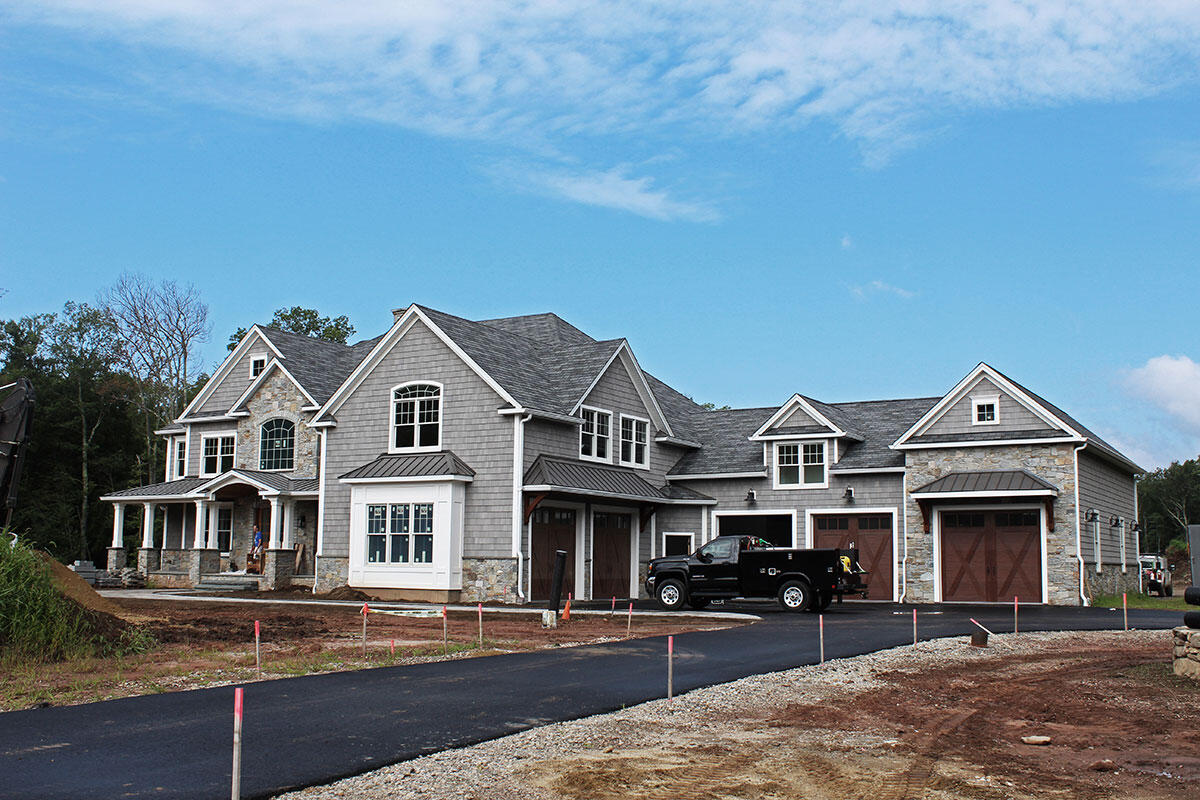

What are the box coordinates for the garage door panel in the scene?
[940,510,1042,603]
[812,514,894,601]
[531,508,576,601]
[942,528,989,602]
[994,530,1041,601]
[592,512,631,600]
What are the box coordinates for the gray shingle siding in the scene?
[192,346,265,417]
[923,377,1050,436]
[321,319,515,560]
[1077,450,1137,567]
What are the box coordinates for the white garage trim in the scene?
[932,503,1049,604]
[711,509,798,548]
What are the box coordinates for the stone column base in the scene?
[314,555,349,593]
[137,547,159,574]
[262,549,296,590]
[107,547,127,572]
[188,549,222,585]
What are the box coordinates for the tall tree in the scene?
[1138,459,1200,552]
[227,306,356,350]
[103,273,210,483]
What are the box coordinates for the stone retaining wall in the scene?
[1172,627,1200,679]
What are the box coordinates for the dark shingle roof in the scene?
[480,313,595,347]
[913,470,1059,495]
[667,408,777,475]
[905,428,1067,446]
[826,397,942,470]
[258,326,384,405]
[339,451,475,481]
[524,455,714,504]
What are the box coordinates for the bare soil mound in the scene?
[321,586,370,601]
[37,553,130,620]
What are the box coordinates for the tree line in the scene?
[0,276,353,564]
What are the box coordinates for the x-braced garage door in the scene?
[530,507,576,601]
[811,514,893,601]
[592,512,632,600]
[940,509,1042,602]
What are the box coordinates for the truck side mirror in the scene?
[698,552,712,563]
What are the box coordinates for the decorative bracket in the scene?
[523,492,548,524]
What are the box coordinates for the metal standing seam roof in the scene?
[339,451,476,481]
[524,455,714,504]
[912,470,1059,495]
[103,472,319,500]
[102,477,210,499]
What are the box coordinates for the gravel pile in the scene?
[276,629,1164,800]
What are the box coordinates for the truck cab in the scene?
[645,535,867,612]
[1139,553,1175,597]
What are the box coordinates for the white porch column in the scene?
[111,503,125,548]
[141,502,154,548]
[193,500,208,549]
[206,505,218,549]
[282,500,294,550]
[269,497,281,549]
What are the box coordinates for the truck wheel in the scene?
[778,580,811,612]
[656,579,686,611]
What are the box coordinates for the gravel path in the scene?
[277,629,1167,800]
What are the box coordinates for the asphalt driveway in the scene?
[0,603,1181,800]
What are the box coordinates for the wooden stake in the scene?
[254,620,261,676]
[442,605,448,655]
[626,602,633,637]
[477,602,483,647]
[819,615,825,664]
[667,635,674,702]
[361,603,368,656]
[912,608,917,646]
[231,687,243,800]
[1123,592,1128,631]
[611,596,616,616]
[1014,595,1019,635]
[390,639,395,656]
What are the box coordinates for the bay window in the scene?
[366,502,435,564]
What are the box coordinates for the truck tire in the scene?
[1184,611,1200,629]
[778,579,811,612]
[656,579,686,611]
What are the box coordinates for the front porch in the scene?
[101,471,319,591]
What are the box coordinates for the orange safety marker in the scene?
[1123,592,1128,631]
[563,596,572,622]
[1014,595,1019,635]
[232,687,244,800]
[627,602,633,637]
[611,596,616,616]
[819,614,825,664]
[254,620,261,675]
[912,608,917,646]
[390,639,395,656]
[361,602,369,655]
[442,605,448,654]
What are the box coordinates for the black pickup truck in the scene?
[645,535,868,612]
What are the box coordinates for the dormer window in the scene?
[260,418,295,470]
[775,441,827,488]
[392,383,441,451]
[972,395,999,425]
[250,356,267,378]
[580,407,611,462]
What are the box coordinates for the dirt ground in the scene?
[0,598,735,712]
[282,630,1199,800]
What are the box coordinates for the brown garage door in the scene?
[812,514,893,601]
[530,507,576,601]
[941,510,1041,602]
[592,512,632,600]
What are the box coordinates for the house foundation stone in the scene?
[137,547,159,575]
[1172,627,1200,680]
[188,549,222,585]
[262,549,296,590]
[107,547,126,572]
[314,555,349,593]
[1083,568,1142,600]
[461,557,518,603]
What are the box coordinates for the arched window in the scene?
[259,418,295,470]
[393,383,441,450]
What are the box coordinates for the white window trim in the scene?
[388,381,444,455]
[249,355,267,379]
[617,413,650,470]
[970,394,1000,426]
[210,502,234,555]
[579,405,613,464]
[258,417,297,472]
[174,437,188,479]
[364,501,437,565]
[1118,518,1127,573]
[662,531,695,557]
[200,433,237,477]
[772,440,829,490]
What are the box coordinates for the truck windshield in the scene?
[698,538,737,560]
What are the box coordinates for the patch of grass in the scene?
[1092,593,1190,610]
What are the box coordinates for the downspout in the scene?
[512,412,531,601]
[312,427,327,595]
[1073,442,1089,606]
[1133,475,1142,594]
[898,468,909,603]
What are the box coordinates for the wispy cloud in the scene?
[1149,141,1200,189]
[850,279,916,301]
[496,162,718,222]
[1124,354,1200,433]
[840,234,853,250]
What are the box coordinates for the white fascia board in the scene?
[178,415,237,424]
[522,484,717,505]
[829,466,907,475]
[153,427,186,436]
[655,435,703,449]
[178,326,279,421]
[750,394,843,440]
[893,363,1080,448]
[569,341,674,438]
[307,419,336,428]
[893,436,1082,450]
[665,471,768,480]
[339,475,474,485]
[911,489,1058,499]
[752,431,845,442]
[226,358,318,415]
[499,406,583,426]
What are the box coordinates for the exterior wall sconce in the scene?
[1109,515,1123,527]
[1084,508,1099,523]
[843,487,855,501]
[745,490,757,503]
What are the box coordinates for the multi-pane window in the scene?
[215,507,233,552]
[973,396,998,424]
[367,503,435,564]
[777,442,825,486]
[802,443,825,485]
[777,444,800,484]
[174,440,186,479]
[259,419,296,471]
[619,417,648,467]
[202,435,235,475]
[250,356,267,378]
[580,408,611,460]
[393,384,441,449]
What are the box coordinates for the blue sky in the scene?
[2,1,1199,468]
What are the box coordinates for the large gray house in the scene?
[102,305,1143,605]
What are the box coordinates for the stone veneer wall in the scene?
[461,558,519,603]
[1172,627,1200,680]
[903,444,1082,605]
[314,555,349,592]
[1082,566,1142,598]
[235,370,318,477]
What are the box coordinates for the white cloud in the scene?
[840,234,853,249]
[1124,354,1200,433]
[850,279,916,300]
[9,1,1200,159]
[495,163,718,222]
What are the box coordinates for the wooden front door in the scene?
[592,512,632,600]
[812,514,894,601]
[530,508,577,601]
[941,510,1041,602]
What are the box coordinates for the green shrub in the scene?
[0,534,150,664]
